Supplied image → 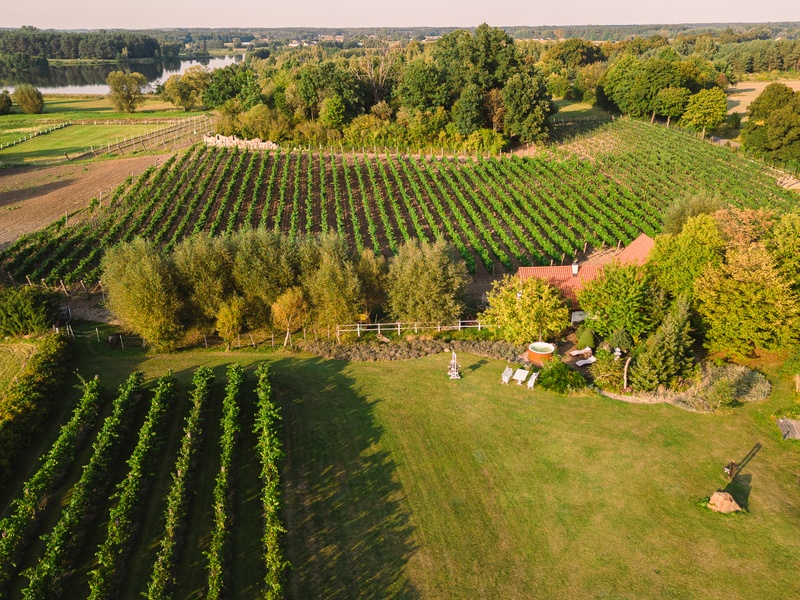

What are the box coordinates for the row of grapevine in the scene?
[87,373,177,599]
[146,367,214,600]
[205,364,244,599]
[21,372,144,599]
[0,377,103,592]
[253,364,286,598]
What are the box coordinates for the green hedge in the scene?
[0,333,70,484]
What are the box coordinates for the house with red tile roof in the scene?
[516,234,654,309]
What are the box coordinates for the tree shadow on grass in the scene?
[272,356,419,600]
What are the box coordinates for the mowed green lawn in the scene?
[3,333,799,599]
[277,353,800,599]
[0,123,165,164]
[0,96,189,147]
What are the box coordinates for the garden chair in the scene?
[527,372,539,390]
[501,366,513,384]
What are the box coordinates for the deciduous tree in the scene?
[102,239,183,351]
[12,84,43,114]
[694,244,800,356]
[682,87,728,138]
[0,91,11,115]
[481,274,570,344]
[578,262,662,342]
[647,214,726,299]
[271,287,308,346]
[161,65,210,111]
[387,239,469,324]
[107,71,147,113]
[502,70,553,143]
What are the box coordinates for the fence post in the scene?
[397,322,401,335]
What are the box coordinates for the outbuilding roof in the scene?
[515,234,654,309]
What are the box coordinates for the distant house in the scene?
[516,234,654,309]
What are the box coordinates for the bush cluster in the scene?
[537,357,587,394]
[0,285,59,337]
[0,334,70,485]
[672,363,771,412]
[299,338,524,363]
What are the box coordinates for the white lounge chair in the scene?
[527,372,539,389]
[570,347,592,357]
[576,356,597,367]
[501,366,513,384]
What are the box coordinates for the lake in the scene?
[1,55,243,95]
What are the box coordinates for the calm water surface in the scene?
[1,55,242,95]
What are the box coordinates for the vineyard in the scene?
[1,118,797,282]
[0,360,283,600]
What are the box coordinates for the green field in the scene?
[0,96,191,147]
[1,326,799,599]
[0,123,168,164]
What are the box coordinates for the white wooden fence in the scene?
[336,320,492,337]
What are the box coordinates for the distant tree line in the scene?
[0,27,161,60]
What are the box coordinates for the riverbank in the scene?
[46,53,244,66]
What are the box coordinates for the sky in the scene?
[3,0,800,30]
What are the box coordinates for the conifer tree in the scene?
[629,297,694,391]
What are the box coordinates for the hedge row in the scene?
[0,333,70,485]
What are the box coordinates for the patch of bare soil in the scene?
[0,154,168,249]
[727,80,800,115]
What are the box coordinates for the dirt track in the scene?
[0,155,168,249]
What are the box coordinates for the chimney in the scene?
[572,261,579,277]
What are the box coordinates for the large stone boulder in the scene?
[708,491,741,513]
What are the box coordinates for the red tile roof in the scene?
[615,233,655,266]
[516,234,654,309]
[517,265,604,309]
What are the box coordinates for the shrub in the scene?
[12,84,43,114]
[588,348,624,391]
[576,327,595,349]
[0,334,70,485]
[537,357,586,394]
[0,91,11,115]
[672,363,771,412]
[0,285,59,336]
[607,328,633,352]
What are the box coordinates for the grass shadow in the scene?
[272,356,418,599]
